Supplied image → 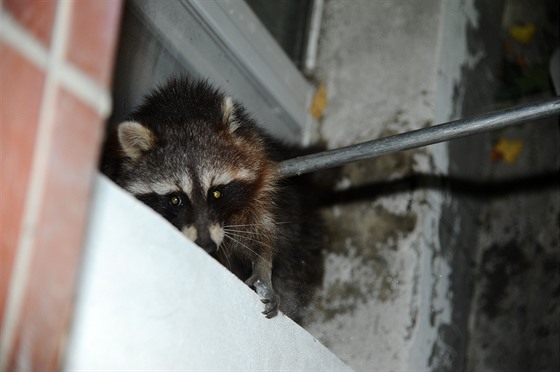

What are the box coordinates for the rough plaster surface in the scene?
[316,0,441,149]
[65,176,350,371]
[466,117,560,371]
[443,0,560,370]
[301,0,481,370]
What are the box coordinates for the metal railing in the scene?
[278,96,560,177]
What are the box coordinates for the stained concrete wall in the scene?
[302,1,558,371]
[454,0,560,370]
[300,1,475,370]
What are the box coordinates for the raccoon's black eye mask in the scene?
[208,181,252,211]
[136,192,188,216]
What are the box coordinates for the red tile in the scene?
[7,87,104,370]
[0,43,44,326]
[4,0,57,47]
[66,0,123,88]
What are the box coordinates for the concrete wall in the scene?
[453,1,560,370]
[299,1,481,370]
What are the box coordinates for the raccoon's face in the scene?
[132,176,257,254]
[114,95,277,254]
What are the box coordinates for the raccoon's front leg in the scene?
[245,258,279,318]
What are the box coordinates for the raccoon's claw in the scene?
[246,276,279,318]
[261,293,279,318]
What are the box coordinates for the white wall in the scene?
[64,175,350,371]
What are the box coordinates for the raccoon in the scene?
[102,78,323,320]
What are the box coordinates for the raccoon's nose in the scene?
[195,237,218,254]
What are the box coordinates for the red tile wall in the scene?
[0,43,45,326]
[67,0,123,87]
[3,0,57,47]
[1,0,123,369]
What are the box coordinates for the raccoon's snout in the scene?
[197,239,218,254]
[182,223,223,254]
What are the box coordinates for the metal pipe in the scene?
[278,96,560,177]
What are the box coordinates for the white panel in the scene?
[65,175,349,371]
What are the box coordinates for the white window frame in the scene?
[113,0,318,144]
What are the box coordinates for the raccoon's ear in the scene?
[222,96,240,133]
[117,121,156,161]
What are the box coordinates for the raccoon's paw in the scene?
[260,291,279,318]
[245,276,279,318]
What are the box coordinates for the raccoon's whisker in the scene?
[225,228,276,244]
[225,221,292,228]
[224,224,264,228]
[224,233,263,260]
[223,227,278,250]
[223,223,292,233]
[224,226,287,247]
[223,228,261,235]
[223,230,276,252]
[219,247,233,271]
[223,233,271,266]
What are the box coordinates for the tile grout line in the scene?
[0,1,74,368]
[0,13,112,118]
[58,61,112,117]
[0,13,49,67]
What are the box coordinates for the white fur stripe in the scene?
[126,180,181,196]
[201,171,234,194]
[209,223,225,247]
[181,173,193,200]
[199,167,256,195]
[182,226,198,242]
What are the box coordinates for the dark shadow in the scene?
[319,170,560,206]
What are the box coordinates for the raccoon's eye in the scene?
[212,190,222,199]
[169,195,182,206]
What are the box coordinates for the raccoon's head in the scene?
[112,79,278,254]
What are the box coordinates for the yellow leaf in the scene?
[309,83,328,120]
[509,23,536,45]
[491,138,524,164]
